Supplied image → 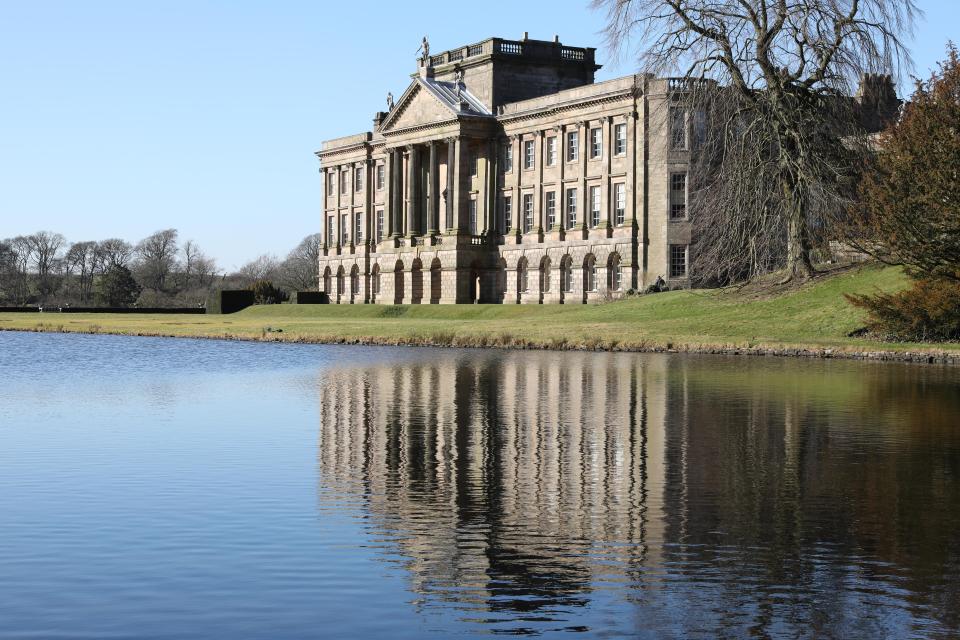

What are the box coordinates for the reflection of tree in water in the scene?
[316,351,960,636]
[661,358,960,636]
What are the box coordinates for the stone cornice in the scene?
[497,93,633,125]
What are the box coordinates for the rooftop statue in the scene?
[416,36,430,64]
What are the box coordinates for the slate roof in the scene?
[418,77,492,117]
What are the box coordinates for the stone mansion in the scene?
[315,34,892,304]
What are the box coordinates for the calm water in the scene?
[1,333,959,639]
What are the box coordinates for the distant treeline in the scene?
[0,229,321,308]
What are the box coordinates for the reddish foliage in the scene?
[846,278,960,342]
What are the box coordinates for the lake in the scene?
[1,331,959,638]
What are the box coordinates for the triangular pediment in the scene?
[380,81,456,132]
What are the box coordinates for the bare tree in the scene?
[27,231,65,299]
[0,240,17,304]
[95,238,134,273]
[134,229,179,291]
[65,241,98,302]
[8,237,34,304]
[279,233,322,291]
[236,254,281,287]
[594,0,916,283]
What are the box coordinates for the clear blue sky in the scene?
[1,1,956,270]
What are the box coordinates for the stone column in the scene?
[335,166,343,248]
[485,139,497,235]
[599,115,613,231]
[446,138,456,231]
[392,150,404,238]
[533,130,544,234]
[427,141,440,235]
[405,145,418,237]
[508,135,521,241]
[576,120,588,238]
[384,151,394,239]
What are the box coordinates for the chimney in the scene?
[856,73,899,132]
[373,111,387,130]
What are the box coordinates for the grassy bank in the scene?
[2,264,958,360]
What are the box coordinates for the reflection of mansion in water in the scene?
[316,352,674,608]
[316,34,696,304]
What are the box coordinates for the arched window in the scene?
[518,258,529,293]
[323,268,331,294]
[561,257,573,293]
[350,266,359,296]
[371,265,380,295]
[609,254,622,291]
[540,257,551,293]
[336,268,345,296]
[584,255,597,292]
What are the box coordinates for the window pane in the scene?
[567,131,579,162]
[670,245,687,277]
[523,194,533,232]
[590,128,602,158]
[670,172,687,219]
[670,108,687,150]
[566,188,577,228]
[590,186,601,227]
[615,124,627,155]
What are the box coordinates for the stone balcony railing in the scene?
[427,37,595,69]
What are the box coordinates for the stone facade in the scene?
[317,35,704,304]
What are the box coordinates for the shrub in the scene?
[248,279,288,305]
[96,265,141,307]
[846,278,960,342]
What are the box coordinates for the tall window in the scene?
[327,216,335,245]
[541,258,551,293]
[376,164,385,190]
[340,170,348,195]
[566,188,578,229]
[670,172,687,219]
[614,123,627,155]
[469,200,478,234]
[693,110,707,148]
[519,260,528,293]
[470,151,478,177]
[354,167,363,192]
[503,142,513,172]
[615,183,626,225]
[546,191,557,228]
[523,140,535,170]
[590,186,601,227]
[566,131,579,162]
[590,127,602,159]
[503,195,512,231]
[611,255,623,291]
[355,212,363,242]
[562,259,573,293]
[546,136,557,165]
[585,258,597,292]
[376,209,384,242]
[341,214,349,245]
[670,108,688,150]
[326,173,334,196]
[522,193,534,233]
[670,245,688,277]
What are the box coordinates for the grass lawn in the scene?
[1,263,956,355]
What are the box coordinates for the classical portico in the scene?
[317,34,690,304]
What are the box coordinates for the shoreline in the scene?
[4,324,958,366]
